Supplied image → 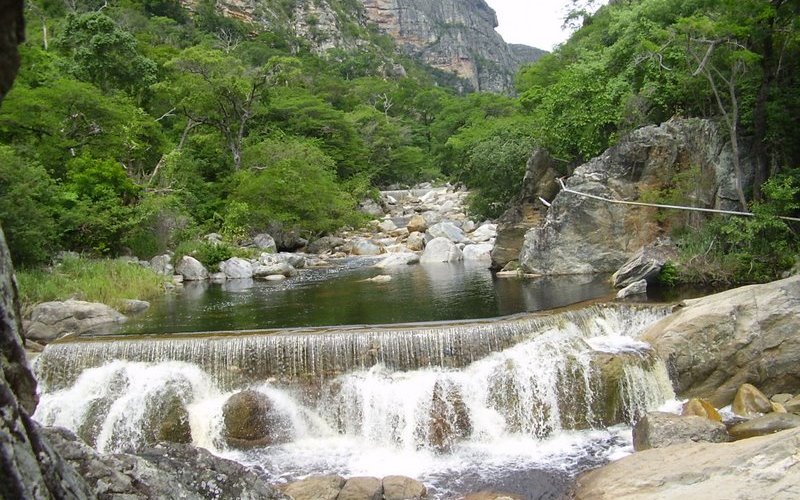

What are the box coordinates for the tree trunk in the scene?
[751,4,778,201]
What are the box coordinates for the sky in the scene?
[485,0,601,51]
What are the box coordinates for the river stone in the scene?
[426,221,466,243]
[119,299,150,315]
[470,224,497,243]
[407,214,428,233]
[338,476,382,500]
[406,231,426,251]
[784,395,800,413]
[427,381,472,453]
[462,243,493,262]
[359,198,384,217]
[308,236,346,254]
[771,393,794,404]
[222,390,291,448]
[681,398,722,422]
[26,300,127,342]
[175,255,209,281]
[615,279,647,299]
[149,254,174,275]
[641,275,800,407]
[351,238,383,256]
[253,262,296,278]
[733,384,773,416]
[378,219,397,233]
[253,233,277,252]
[573,427,800,499]
[611,238,676,288]
[632,412,729,451]
[220,257,253,279]
[729,413,800,440]
[140,386,192,447]
[283,474,345,500]
[382,476,427,500]
[375,253,420,268]
[464,493,524,500]
[420,237,463,263]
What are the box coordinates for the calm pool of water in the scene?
[118,258,616,334]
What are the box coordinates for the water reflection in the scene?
[119,260,615,335]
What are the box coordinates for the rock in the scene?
[26,300,127,342]
[784,395,800,413]
[611,238,677,288]
[406,231,426,251]
[681,398,722,422]
[491,222,532,270]
[632,412,729,451]
[390,227,410,238]
[382,475,427,500]
[426,221,466,243]
[421,210,443,227]
[267,223,308,251]
[253,262,296,278]
[771,393,793,404]
[262,252,306,269]
[220,257,253,279]
[641,275,800,407]
[264,275,287,281]
[521,119,753,275]
[772,402,787,413]
[427,381,472,453]
[462,243,493,262]
[338,476,382,500]
[283,474,345,500]
[615,279,647,299]
[462,220,476,233]
[375,254,420,268]
[350,238,383,256]
[573,427,800,499]
[149,254,174,276]
[175,255,208,281]
[204,232,223,245]
[729,413,800,440]
[222,390,291,448]
[363,275,392,283]
[210,271,227,282]
[308,236,346,254]
[119,299,150,315]
[470,224,497,243]
[464,493,524,500]
[253,233,277,253]
[359,198,384,217]
[733,384,773,417]
[420,237,464,263]
[378,219,397,232]
[406,214,428,233]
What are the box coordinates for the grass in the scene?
[16,256,170,315]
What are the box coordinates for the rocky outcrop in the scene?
[520,118,754,275]
[572,428,800,499]
[632,412,729,451]
[26,299,127,342]
[641,275,800,407]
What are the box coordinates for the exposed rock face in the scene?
[632,412,729,451]
[611,238,677,288]
[642,276,800,407]
[520,118,754,275]
[26,299,127,342]
[362,0,541,92]
[573,428,800,499]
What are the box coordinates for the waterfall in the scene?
[34,304,676,463]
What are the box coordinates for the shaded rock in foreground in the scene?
[573,428,800,499]
[632,411,728,451]
[729,413,800,440]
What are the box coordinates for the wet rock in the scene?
[26,300,127,342]
[427,381,472,453]
[729,413,800,440]
[220,257,253,279]
[253,262,296,278]
[406,231,426,251]
[222,390,291,448]
[681,398,722,422]
[426,221,466,243]
[406,214,428,233]
[149,254,174,276]
[382,475,427,500]
[253,233,277,252]
[615,279,647,299]
[611,238,677,288]
[175,255,209,281]
[733,384,773,417]
[362,275,392,283]
[119,299,150,315]
[632,412,729,451]
[573,428,800,499]
[142,387,192,446]
[462,243,493,262]
[283,474,345,500]
[375,253,420,268]
[470,224,497,243]
[420,237,463,263]
[308,236,346,254]
[642,275,800,407]
[464,493,524,500]
[338,476,382,500]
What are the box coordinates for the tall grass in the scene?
[16,256,169,315]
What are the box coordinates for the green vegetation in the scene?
[16,256,169,313]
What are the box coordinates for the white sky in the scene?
[486,0,602,51]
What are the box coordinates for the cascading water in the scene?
[33,304,677,498]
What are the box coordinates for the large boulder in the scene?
[611,238,678,288]
[222,390,291,449]
[641,276,800,407]
[253,233,277,253]
[469,224,497,243]
[219,257,253,279]
[729,413,800,440]
[382,476,427,500]
[26,300,127,342]
[426,222,466,243]
[406,214,428,233]
[462,243,493,262]
[337,476,382,500]
[632,412,729,451]
[149,254,174,276]
[520,118,753,275]
[573,428,800,499]
[175,255,209,281]
[283,474,345,500]
[420,237,463,263]
[406,231,426,251]
[349,238,383,256]
[732,383,773,417]
[375,253,420,268]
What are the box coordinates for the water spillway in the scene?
[33,303,678,498]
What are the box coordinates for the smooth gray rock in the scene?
[632,412,729,451]
[406,231,426,251]
[426,221,466,243]
[378,219,398,232]
[729,413,800,440]
[420,237,464,263]
[220,257,253,279]
[469,224,497,243]
[26,300,126,342]
[175,255,209,281]
[616,279,648,299]
[253,233,277,253]
[612,238,677,288]
[375,253,420,268]
[119,299,150,314]
[462,243,493,262]
[253,262,295,278]
[350,239,382,256]
[149,254,174,276]
[222,390,291,449]
[308,236,346,254]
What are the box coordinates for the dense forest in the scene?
[1,0,799,283]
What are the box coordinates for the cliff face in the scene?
[362,0,541,92]
[186,0,544,93]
